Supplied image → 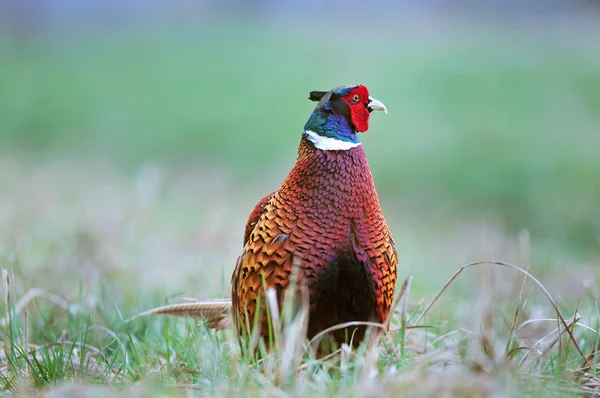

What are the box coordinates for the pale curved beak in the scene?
[368,96,388,114]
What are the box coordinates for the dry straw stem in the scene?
[2,270,9,329]
[24,311,29,375]
[505,230,531,354]
[407,260,586,361]
[3,269,11,361]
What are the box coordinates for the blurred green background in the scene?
[1,5,599,300]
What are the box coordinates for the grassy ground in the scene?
[0,14,599,396]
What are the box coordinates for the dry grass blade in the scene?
[519,313,581,366]
[506,346,544,360]
[298,347,343,370]
[408,261,586,360]
[2,269,10,361]
[24,311,29,375]
[518,318,598,335]
[580,343,600,373]
[126,299,232,329]
[577,341,600,397]
[402,324,473,335]
[265,288,282,349]
[505,230,531,354]
[579,376,600,398]
[0,288,72,328]
[307,321,386,348]
[88,325,129,366]
[409,339,464,366]
[276,288,309,386]
[384,276,412,331]
[2,270,9,328]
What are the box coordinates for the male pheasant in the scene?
[133,85,398,348]
[232,84,397,346]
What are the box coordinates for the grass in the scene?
[0,158,598,396]
[0,13,599,396]
[1,254,599,396]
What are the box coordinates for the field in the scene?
[0,14,599,396]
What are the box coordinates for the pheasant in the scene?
[232,84,397,345]
[132,85,398,349]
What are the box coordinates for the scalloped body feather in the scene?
[232,137,398,345]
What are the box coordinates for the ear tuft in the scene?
[309,91,328,102]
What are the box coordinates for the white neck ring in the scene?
[304,130,361,151]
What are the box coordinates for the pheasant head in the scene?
[303,85,387,151]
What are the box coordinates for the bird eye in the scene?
[352,94,360,102]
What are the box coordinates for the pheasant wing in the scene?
[350,215,398,326]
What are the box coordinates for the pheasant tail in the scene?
[127,299,232,330]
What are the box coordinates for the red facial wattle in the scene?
[341,85,371,133]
